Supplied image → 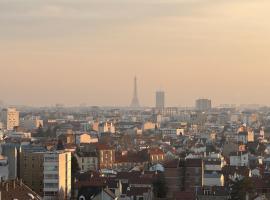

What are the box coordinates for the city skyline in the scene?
[1,1,270,199]
[0,73,269,107]
[1,0,270,106]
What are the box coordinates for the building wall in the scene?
[230,154,249,167]
[1,144,18,180]
[196,99,212,111]
[197,195,228,200]
[76,133,91,144]
[203,176,224,187]
[20,151,44,195]
[99,149,115,169]
[150,154,164,164]
[247,131,254,142]
[164,167,181,198]
[43,151,71,200]
[143,122,156,131]
[204,164,222,171]
[179,159,203,191]
[7,108,19,131]
[75,154,98,172]
[156,91,165,109]
[0,156,9,181]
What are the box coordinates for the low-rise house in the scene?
[222,166,251,183]
[203,172,224,187]
[75,151,99,172]
[229,151,249,167]
[149,148,165,164]
[99,122,116,134]
[76,132,98,145]
[96,144,116,169]
[125,187,153,200]
[196,186,229,200]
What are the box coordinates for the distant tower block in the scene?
[130,76,141,108]
[156,91,165,109]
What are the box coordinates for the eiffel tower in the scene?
[130,76,140,108]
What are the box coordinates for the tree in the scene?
[230,178,254,200]
[257,143,266,155]
[57,140,65,150]
[36,125,44,137]
[71,154,80,175]
[71,154,80,199]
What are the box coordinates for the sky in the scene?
[1,0,270,107]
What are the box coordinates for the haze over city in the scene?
[2,1,270,200]
[1,0,270,106]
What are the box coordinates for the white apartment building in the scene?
[43,151,71,200]
[229,152,249,167]
[74,151,98,172]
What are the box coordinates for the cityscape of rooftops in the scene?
[1,0,270,200]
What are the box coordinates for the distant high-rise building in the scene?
[2,108,20,131]
[195,99,212,111]
[43,151,71,200]
[156,91,165,108]
[130,76,140,108]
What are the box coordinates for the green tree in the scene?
[71,154,80,199]
[36,125,44,137]
[230,178,254,200]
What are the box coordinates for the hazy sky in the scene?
[1,0,270,107]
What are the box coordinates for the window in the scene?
[44,166,58,171]
[44,183,58,188]
[45,157,57,162]
[45,174,58,179]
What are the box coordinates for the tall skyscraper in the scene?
[156,91,165,109]
[195,99,212,111]
[130,76,140,108]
